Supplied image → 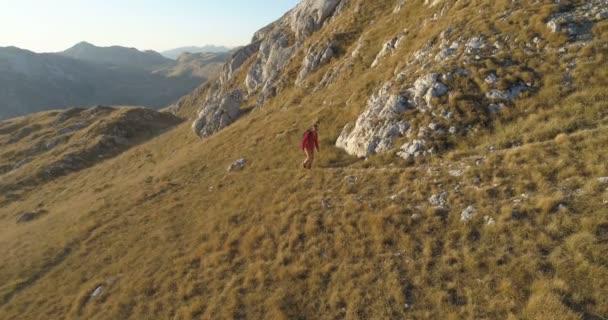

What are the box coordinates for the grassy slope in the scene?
[1,1,607,319]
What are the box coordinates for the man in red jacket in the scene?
[301,122,320,169]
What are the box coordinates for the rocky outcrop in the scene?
[408,73,448,109]
[219,42,260,85]
[546,0,608,41]
[296,40,338,86]
[192,90,243,139]
[336,83,410,158]
[192,0,345,138]
[371,35,405,68]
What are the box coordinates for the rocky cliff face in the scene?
[190,0,346,138]
[186,0,607,161]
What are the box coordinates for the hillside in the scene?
[157,52,229,79]
[59,41,173,72]
[1,0,607,319]
[0,46,220,120]
[161,45,232,60]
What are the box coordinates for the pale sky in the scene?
[0,0,300,53]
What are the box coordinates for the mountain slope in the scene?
[1,0,607,319]
[59,41,173,72]
[161,45,232,59]
[156,52,229,79]
[0,47,207,120]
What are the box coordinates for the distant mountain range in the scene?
[0,43,229,120]
[161,45,232,59]
[60,41,174,71]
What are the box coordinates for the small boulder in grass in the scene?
[461,206,476,221]
[91,286,104,298]
[598,177,608,185]
[227,159,246,172]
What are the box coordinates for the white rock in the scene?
[465,36,485,50]
[428,123,441,131]
[192,90,242,138]
[449,169,464,177]
[227,158,247,172]
[397,139,426,159]
[461,206,476,221]
[435,48,458,61]
[371,36,404,67]
[91,286,104,298]
[484,73,498,84]
[297,41,338,85]
[429,192,449,207]
[409,73,448,108]
[336,88,410,158]
[598,177,608,184]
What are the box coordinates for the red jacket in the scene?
[301,130,319,151]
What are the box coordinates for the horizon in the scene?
[0,0,300,53]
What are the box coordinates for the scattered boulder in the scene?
[485,73,498,84]
[545,0,606,41]
[371,36,404,68]
[91,286,104,298]
[598,177,608,185]
[461,206,476,221]
[428,192,449,207]
[408,73,448,109]
[227,158,247,172]
[449,169,464,177]
[397,139,426,159]
[465,36,485,51]
[486,83,529,101]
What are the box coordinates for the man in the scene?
[301,122,320,169]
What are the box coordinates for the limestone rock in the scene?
[91,286,104,298]
[408,73,448,108]
[397,139,426,159]
[192,90,242,138]
[429,192,449,207]
[297,40,338,85]
[461,206,476,221]
[336,85,410,158]
[227,158,246,172]
[485,73,498,84]
[220,42,261,85]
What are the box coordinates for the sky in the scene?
[0,0,300,53]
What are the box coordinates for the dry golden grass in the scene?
[1,1,607,319]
